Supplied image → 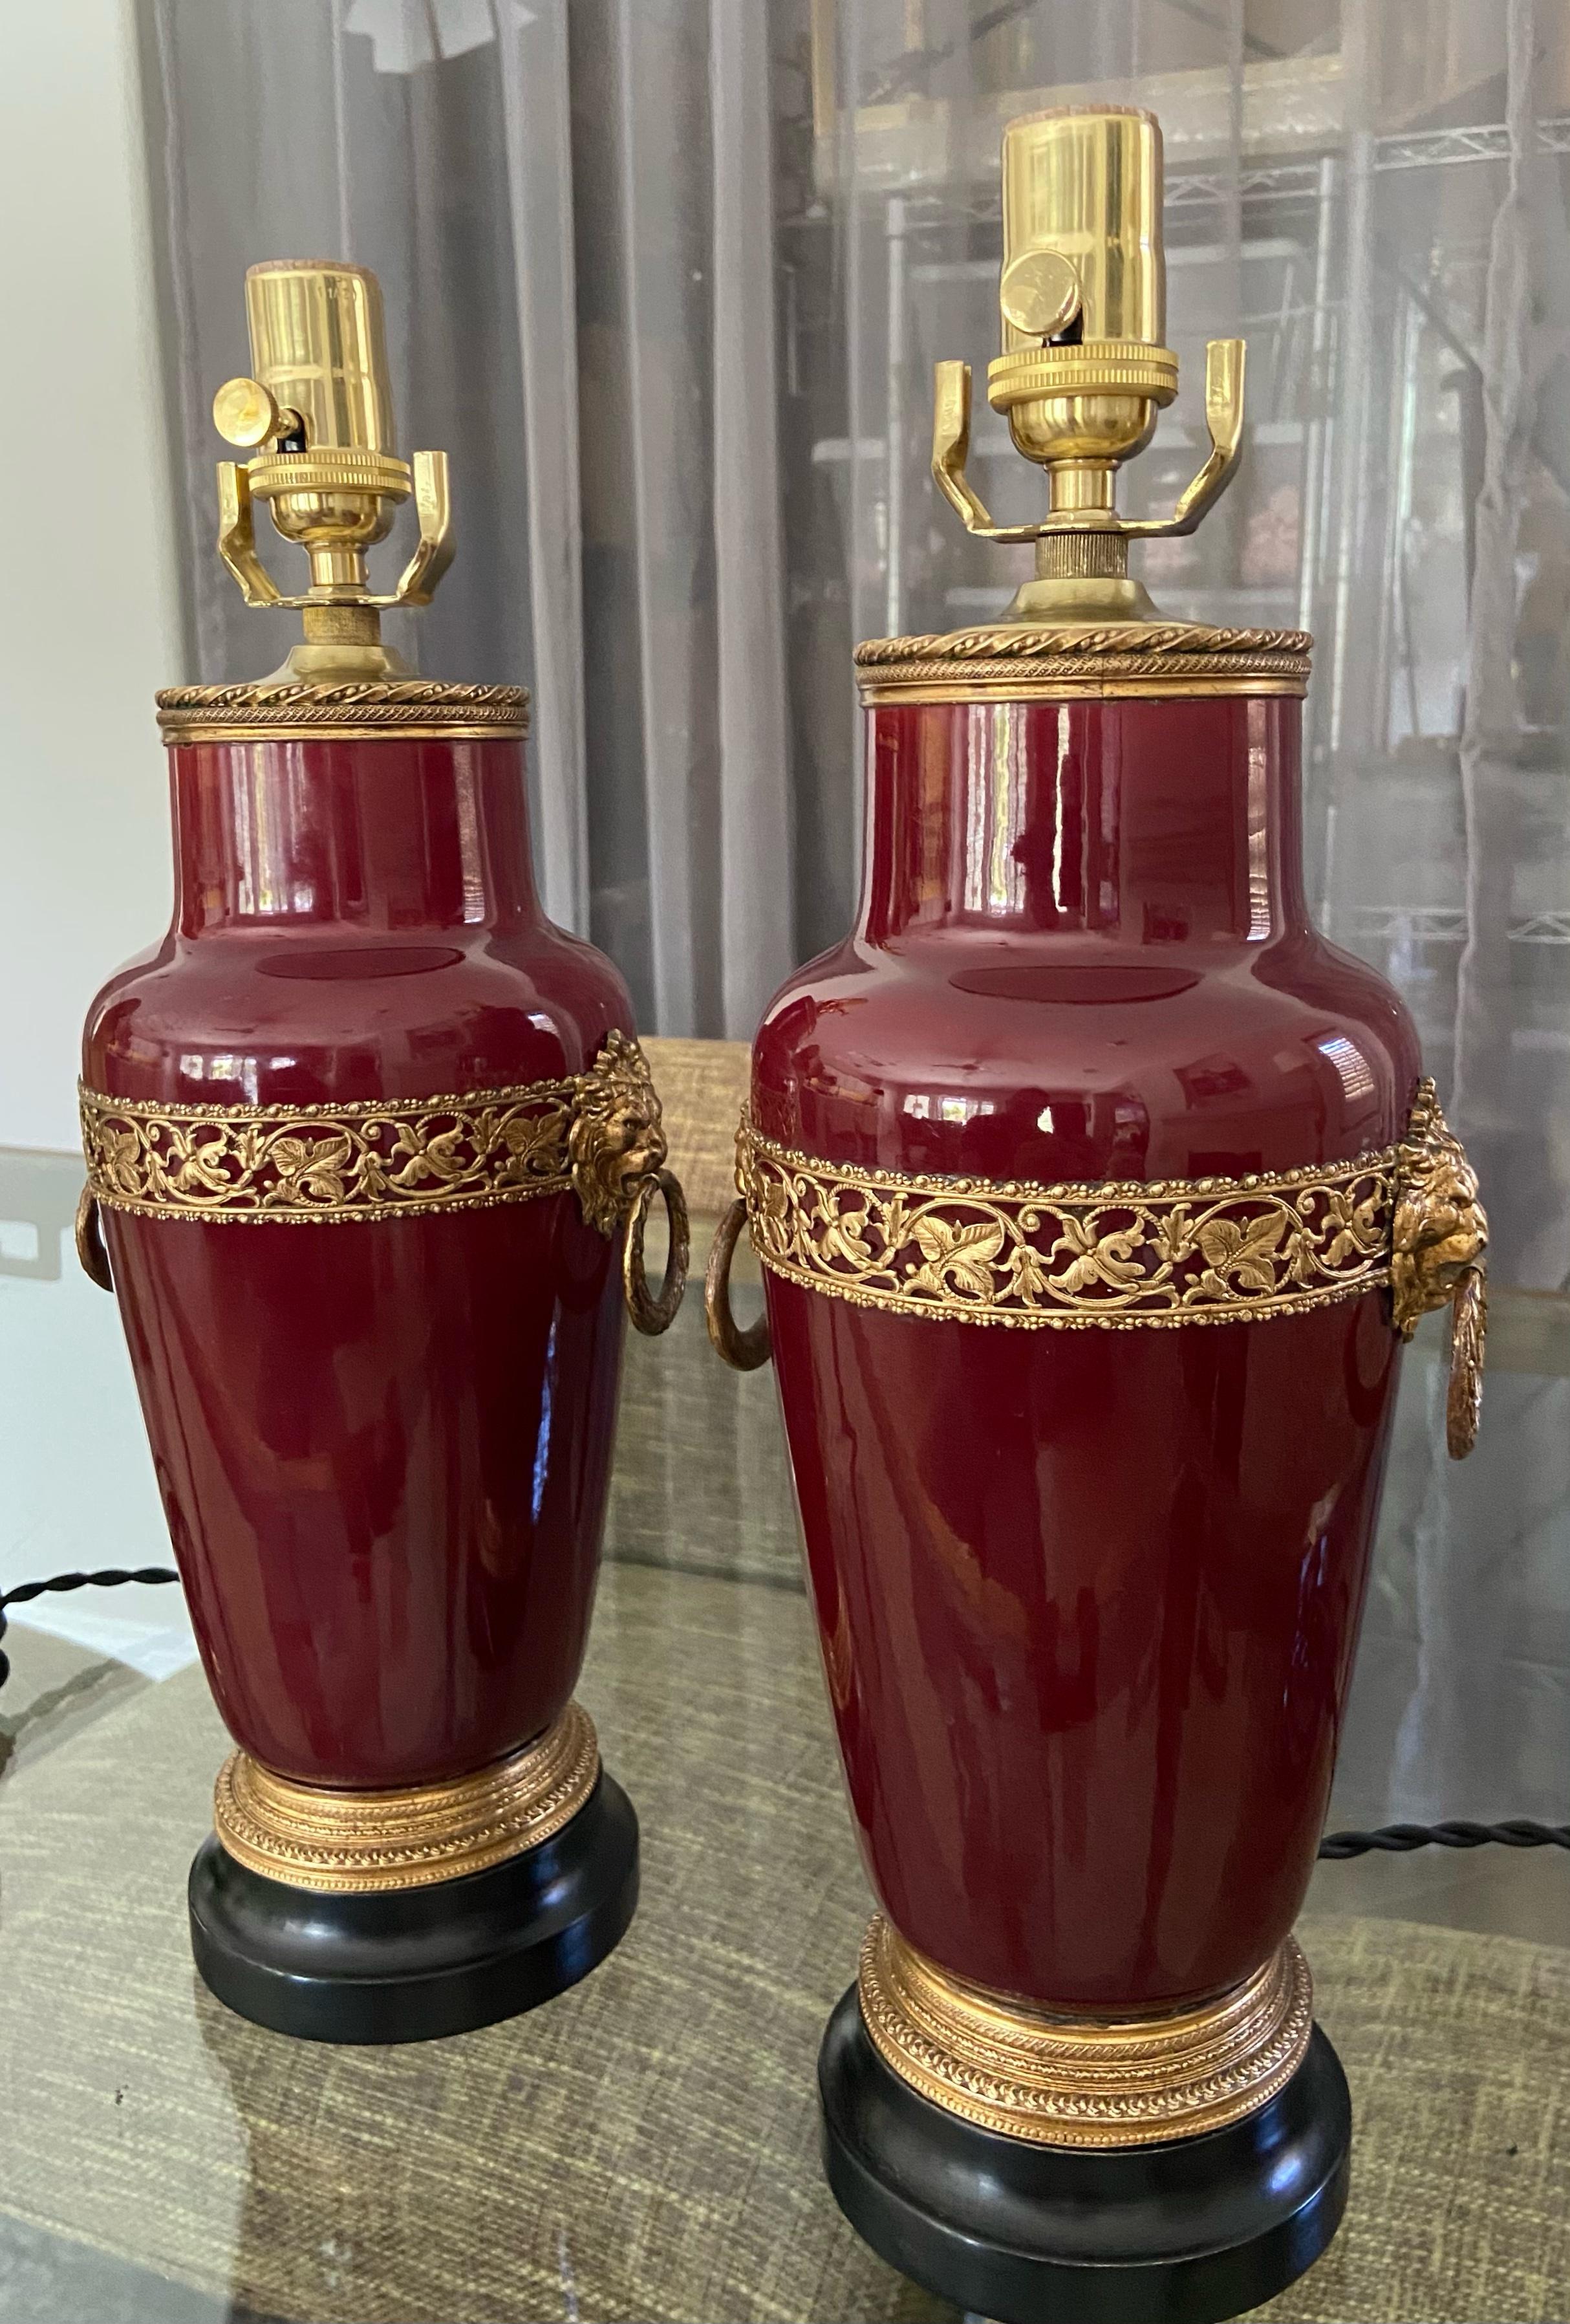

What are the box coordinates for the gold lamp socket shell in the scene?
[210,260,455,680]
[930,104,1247,625]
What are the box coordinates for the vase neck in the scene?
[169,735,540,937]
[859,696,1308,948]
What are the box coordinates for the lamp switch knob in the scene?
[213,376,284,448]
[998,250,1082,342]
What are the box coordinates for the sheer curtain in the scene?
[140,0,793,1037]
[142,0,1570,1826]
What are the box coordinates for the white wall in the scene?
[1,1,184,1153]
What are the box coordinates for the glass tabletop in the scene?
[1,1153,1567,2324]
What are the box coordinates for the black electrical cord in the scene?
[0,1568,180,1688]
[0,1571,1567,1866]
[1318,1819,1570,1859]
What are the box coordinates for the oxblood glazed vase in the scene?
[705,96,1487,2323]
[81,693,682,2042]
[709,639,1486,2324]
[86,727,628,1787]
[758,691,1411,2014]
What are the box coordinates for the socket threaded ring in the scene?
[988,341,1178,412]
[1035,531,1129,580]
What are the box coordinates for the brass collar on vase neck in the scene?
[852,621,1313,704]
[154,679,531,745]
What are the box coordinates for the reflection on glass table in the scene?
[0,1150,1567,2324]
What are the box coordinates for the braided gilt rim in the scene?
[156,680,530,742]
[854,621,1313,697]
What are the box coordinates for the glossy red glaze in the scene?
[85,733,630,1788]
[755,695,1419,2011]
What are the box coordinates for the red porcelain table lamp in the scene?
[707,107,1487,2321]
[78,262,687,2043]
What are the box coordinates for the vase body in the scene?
[753,693,1418,2013]
[85,728,629,1792]
[80,693,667,2039]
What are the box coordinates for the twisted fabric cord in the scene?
[0,1569,179,1687]
[1318,1819,1569,1858]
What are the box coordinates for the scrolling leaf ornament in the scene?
[78,1030,689,1334]
[715,1078,1485,1458]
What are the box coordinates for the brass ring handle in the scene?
[623,1167,689,1336]
[74,1187,114,1294]
[705,1198,772,1372]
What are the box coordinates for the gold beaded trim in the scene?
[858,1917,1313,2148]
[854,621,1312,701]
[81,1031,665,1232]
[156,679,528,743]
[214,1702,599,1893]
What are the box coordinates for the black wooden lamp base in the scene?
[818,1986,1351,2324]
[188,1770,638,2044]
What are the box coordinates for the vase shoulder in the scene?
[755,929,1419,1185]
[81,732,630,1105]
[758,694,1420,1182]
[83,923,630,1107]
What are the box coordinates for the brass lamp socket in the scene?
[208,258,455,673]
[927,101,1249,620]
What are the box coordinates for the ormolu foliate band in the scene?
[738,1080,1479,1332]
[80,1033,661,1232]
[857,1918,1313,2149]
[215,1702,600,1893]
[740,1127,1394,1329]
[727,1081,1486,1452]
